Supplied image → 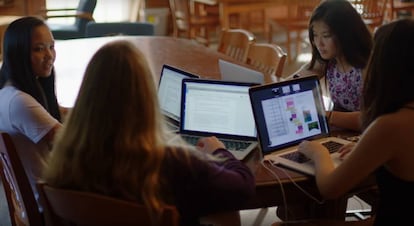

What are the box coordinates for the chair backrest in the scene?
[75,0,98,35]
[246,43,287,79]
[286,0,320,22]
[169,0,191,36]
[168,0,219,46]
[350,0,388,32]
[85,22,155,37]
[217,29,256,63]
[36,182,180,226]
[0,132,43,226]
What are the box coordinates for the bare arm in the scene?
[59,106,70,121]
[286,62,324,80]
[328,110,361,132]
[299,115,395,199]
[42,123,62,149]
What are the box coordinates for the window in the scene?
[46,0,138,23]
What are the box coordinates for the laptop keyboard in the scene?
[280,140,344,163]
[182,135,251,151]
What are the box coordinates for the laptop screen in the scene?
[249,76,330,155]
[157,65,199,121]
[180,78,258,140]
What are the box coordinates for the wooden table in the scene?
[54,36,367,219]
[54,36,278,108]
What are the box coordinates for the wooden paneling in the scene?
[146,0,169,8]
[0,0,46,16]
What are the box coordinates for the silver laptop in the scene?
[179,78,259,160]
[157,65,199,131]
[218,59,265,84]
[249,76,351,175]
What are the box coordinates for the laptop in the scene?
[218,59,265,84]
[157,65,199,131]
[179,78,259,160]
[249,76,351,175]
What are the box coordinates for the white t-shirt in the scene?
[0,85,59,216]
[0,86,58,143]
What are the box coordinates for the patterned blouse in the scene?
[326,60,363,112]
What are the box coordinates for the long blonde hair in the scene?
[44,41,167,219]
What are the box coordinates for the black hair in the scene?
[308,0,373,73]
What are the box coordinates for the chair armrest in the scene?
[45,12,94,21]
[41,8,78,12]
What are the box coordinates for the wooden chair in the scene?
[0,132,44,226]
[246,43,287,81]
[168,0,220,46]
[217,28,256,63]
[387,0,414,21]
[268,0,320,63]
[36,182,180,226]
[42,0,97,39]
[85,22,154,37]
[350,0,388,33]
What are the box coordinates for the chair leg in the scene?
[287,30,292,64]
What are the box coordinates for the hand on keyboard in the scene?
[338,142,356,160]
[196,136,226,155]
[297,140,330,160]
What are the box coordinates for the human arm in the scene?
[298,116,394,199]
[163,145,255,220]
[286,62,324,80]
[327,110,361,132]
[59,105,70,122]
[10,90,61,144]
[196,136,226,155]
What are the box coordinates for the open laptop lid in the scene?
[157,65,199,122]
[249,76,330,156]
[218,59,265,84]
[180,78,258,141]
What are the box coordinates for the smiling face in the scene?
[31,24,56,78]
[311,20,339,60]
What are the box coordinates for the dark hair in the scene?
[308,0,373,73]
[361,19,414,129]
[0,16,61,121]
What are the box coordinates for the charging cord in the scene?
[260,159,327,221]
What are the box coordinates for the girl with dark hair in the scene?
[295,0,373,131]
[0,16,62,145]
[0,18,63,221]
[298,19,414,226]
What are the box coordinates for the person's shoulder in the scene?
[369,110,413,136]
[1,86,34,101]
[4,87,39,109]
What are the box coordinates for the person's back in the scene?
[42,40,255,225]
[365,19,414,226]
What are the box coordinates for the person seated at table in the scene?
[0,16,63,208]
[0,16,63,148]
[41,40,255,226]
[292,0,372,132]
[298,19,414,226]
